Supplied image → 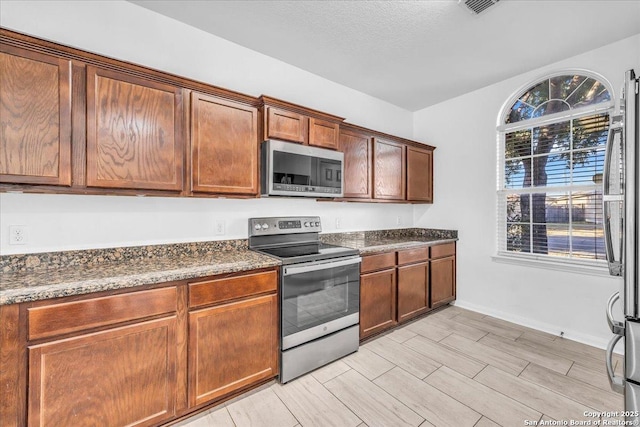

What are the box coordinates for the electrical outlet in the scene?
[9,225,28,245]
[396,216,402,226]
[214,220,226,236]
[335,218,342,229]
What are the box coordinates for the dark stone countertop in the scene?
[0,241,279,305]
[321,228,457,255]
[0,228,458,305]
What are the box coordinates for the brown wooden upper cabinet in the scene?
[86,66,184,191]
[265,107,307,144]
[308,117,339,150]
[406,145,433,203]
[191,93,258,195]
[0,45,72,186]
[373,137,406,200]
[263,103,341,149]
[339,128,372,199]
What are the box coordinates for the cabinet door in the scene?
[360,268,397,339]
[309,118,339,150]
[373,138,406,200]
[406,145,433,202]
[265,107,306,143]
[28,317,177,427]
[0,46,71,186]
[191,93,258,195]
[431,256,456,308]
[86,66,183,191]
[189,294,278,406]
[397,262,429,323]
[339,129,372,198]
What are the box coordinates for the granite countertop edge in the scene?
[353,238,458,255]
[0,255,281,306]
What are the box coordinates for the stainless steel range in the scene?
[248,216,361,383]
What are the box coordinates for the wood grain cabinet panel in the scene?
[397,262,429,323]
[431,242,455,259]
[27,287,177,341]
[189,294,278,406]
[28,317,177,427]
[373,138,406,200]
[265,107,306,144]
[431,255,456,308]
[361,251,396,273]
[339,129,372,198]
[406,145,433,202]
[86,66,183,191]
[188,270,277,308]
[360,268,397,339]
[397,247,428,265]
[308,117,339,150]
[191,93,258,195]
[0,46,71,186]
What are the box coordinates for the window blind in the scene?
[497,112,609,262]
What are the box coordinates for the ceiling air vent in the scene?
[458,0,500,15]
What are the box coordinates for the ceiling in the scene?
[130,0,640,112]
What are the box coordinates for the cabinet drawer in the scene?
[430,243,456,259]
[189,270,277,308]
[28,287,177,341]
[397,247,429,265]
[361,252,396,273]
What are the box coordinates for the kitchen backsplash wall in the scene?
[0,193,417,255]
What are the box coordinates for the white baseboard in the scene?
[452,299,620,353]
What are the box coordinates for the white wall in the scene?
[413,34,640,348]
[0,193,413,254]
[0,0,414,255]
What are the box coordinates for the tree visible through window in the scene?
[498,73,613,262]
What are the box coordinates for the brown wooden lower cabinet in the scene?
[0,267,280,426]
[28,317,178,427]
[431,255,456,308]
[189,294,278,406]
[360,242,456,340]
[360,268,397,339]
[397,261,429,323]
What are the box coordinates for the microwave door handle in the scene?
[283,257,362,276]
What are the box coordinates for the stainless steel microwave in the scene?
[261,139,344,198]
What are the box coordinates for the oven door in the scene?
[281,256,361,350]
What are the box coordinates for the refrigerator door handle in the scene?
[602,121,624,276]
[606,333,625,394]
[607,292,625,336]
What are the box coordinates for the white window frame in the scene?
[495,69,615,273]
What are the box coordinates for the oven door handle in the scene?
[282,256,362,276]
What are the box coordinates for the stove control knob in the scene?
[262,223,269,230]
[304,222,310,227]
[254,224,262,230]
[315,221,320,227]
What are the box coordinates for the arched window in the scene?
[497,72,613,266]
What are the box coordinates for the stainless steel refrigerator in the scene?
[604,69,640,419]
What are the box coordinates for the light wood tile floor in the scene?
[176,305,624,427]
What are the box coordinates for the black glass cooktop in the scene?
[256,243,358,265]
